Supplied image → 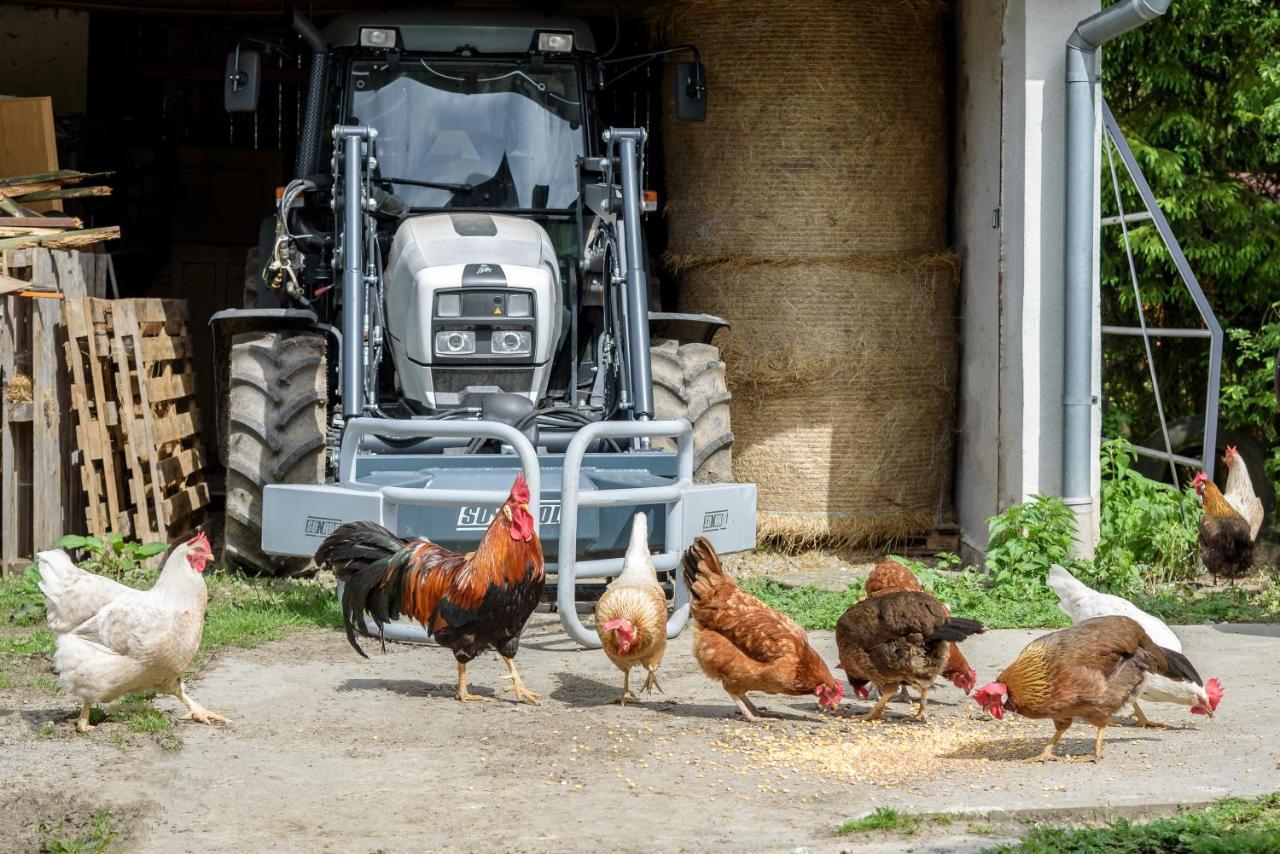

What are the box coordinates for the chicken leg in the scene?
[912,686,930,722]
[175,681,231,725]
[613,669,639,705]
[1089,726,1107,763]
[499,656,541,705]
[642,666,663,695]
[1035,720,1072,762]
[855,691,892,722]
[1129,702,1166,728]
[76,700,95,733]
[455,662,491,702]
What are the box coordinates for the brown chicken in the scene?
[594,513,667,705]
[1193,473,1254,584]
[836,590,984,722]
[316,474,545,704]
[683,537,844,720]
[973,616,1206,762]
[864,559,977,693]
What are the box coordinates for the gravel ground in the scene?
[0,611,1276,853]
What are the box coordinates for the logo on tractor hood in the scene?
[457,502,560,531]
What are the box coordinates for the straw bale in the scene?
[680,257,957,545]
[660,0,948,258]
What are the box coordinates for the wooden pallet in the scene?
[64,297,209,543]
[0,248,109,571]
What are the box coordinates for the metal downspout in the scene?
[1063,0,1170,552]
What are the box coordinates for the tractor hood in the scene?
[388,213,558,272]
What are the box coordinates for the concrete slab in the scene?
[1,613,1275,853]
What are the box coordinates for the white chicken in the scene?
[594,513,668,705]
[1223,445,1264,541]
[38,532,229,733]
[1047,564,1221,726]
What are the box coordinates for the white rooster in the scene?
[38,532,230,733]
[1223,445,1265,541]
[1047,564,1221,726]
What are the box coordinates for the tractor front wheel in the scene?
[222,330,328,575]
[650,339,734,483]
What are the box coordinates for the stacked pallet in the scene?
[63,298,209,542]
[0,248,111,571]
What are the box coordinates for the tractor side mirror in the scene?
[224,46,262,112]
[674,61,707,122]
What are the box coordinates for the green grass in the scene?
[987,795,1280,853]
[200,574,342,653]
[38,808,120,854]
[741,572,1280,631]
[837,808,921,835]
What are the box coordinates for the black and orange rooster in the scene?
[1193,472,1253,585]
[315,474,545,704]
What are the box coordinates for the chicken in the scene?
[1223,445,1264,540]
[683,537,844,720]
[316,473,544,704]
[1193,472,1254,584]
[1047,563,1222,727]
[38,533,227,733]
[836,591,984,722]
[863,559,977,693]
[973,616,1213,762]
[594,513,667,705]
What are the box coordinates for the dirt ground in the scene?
[2,609,1277,853]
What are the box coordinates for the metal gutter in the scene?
[1062,0,1171,552]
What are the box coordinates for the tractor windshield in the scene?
[350,59,585,211]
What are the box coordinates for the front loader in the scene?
[213,10,756,646]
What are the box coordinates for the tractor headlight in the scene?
[435,330,475,356]
[536,31,574,54]
[490,330,532,356]
[506,292,532,318]
[360,27,398,49]
[436,293,462,317]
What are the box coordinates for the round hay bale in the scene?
[660,0,948,259]
[680,256,958,546]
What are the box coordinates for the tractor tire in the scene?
[223,330,327,576]
[650,339,734,483]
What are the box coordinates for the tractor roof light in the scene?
[360,27,398,49]
[536,31,574,54]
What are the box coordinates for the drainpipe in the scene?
[1063,0,1171,553]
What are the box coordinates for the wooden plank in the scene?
[0,171,112,189]
[147,371,197,404]
[162,482,211,526]
[0,217,84,230]
[151,410,201,448]
[0,97,59,215]
[113,301,165,536]
[0,181,61,199]
[0,226,120,252]
[156,447,205,486]
[52,250,90,299]
[0,294,18,568]
[32,290,63,547]
[11,186,112,204]
[81,299,127,535]
[140,334,190,362]
[63,331,105,535]
[133,299,191,324]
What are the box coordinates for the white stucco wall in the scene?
[955,0,1103,555]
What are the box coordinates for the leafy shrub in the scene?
[984,495,1077,594]
[54,534,168,584]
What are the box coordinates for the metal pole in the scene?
[335,126,371,419]
[1062,0,1171,553]
[612,129,654,420]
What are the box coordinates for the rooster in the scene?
[1223,446,1264,541]
[594,513,667,705]
[973,616,1213,762]
[38,533,228,733]
[316,474,544,704]
[836,591,984,722]
[1193,472,1254,584]
[863,559,977,694]
[683,537,844,720]
[1047,563,1222,727]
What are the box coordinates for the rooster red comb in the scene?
[188,531,211,552]
[1224,446,1238,465]
[510,472,530,505]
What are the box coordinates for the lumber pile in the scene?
[0,248,111,571]
[0,169,119,252]
[63,298,210,543]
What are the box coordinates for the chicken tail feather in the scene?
[1154,643,1203,685]
[930,617,985,643]
[681,537,727,607]
[315,522,408,659]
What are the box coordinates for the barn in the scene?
[0,0,1187,566]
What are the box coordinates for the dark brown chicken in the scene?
[836,590,984,722]
[974,616,1206,762]
[864,559,978,693]
[683,537,844,720]
[315,474,545,704]
[1193,473,1253,584]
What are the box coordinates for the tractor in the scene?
[214,9,757,645]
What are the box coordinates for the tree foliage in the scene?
[1101,0,1280,491]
